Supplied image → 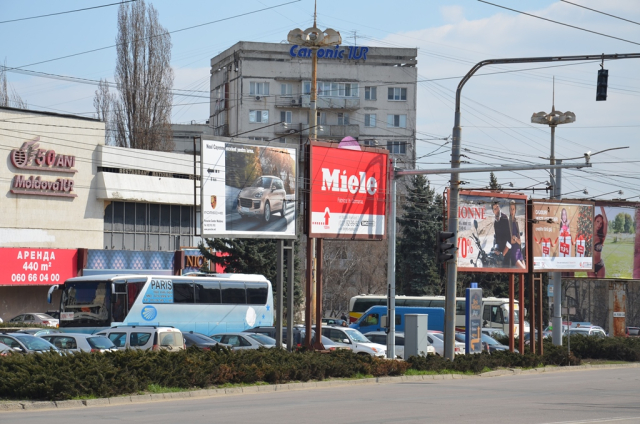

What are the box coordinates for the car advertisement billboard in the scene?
[309,142,388,239]
[532,200,594,272]
[454,191,528,273]
[570,201,640,279]
[201,139,297,239]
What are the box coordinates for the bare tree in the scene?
[93,79,116,145]
[0,59,28,109]
[95,0,174,151]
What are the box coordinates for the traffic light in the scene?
[437,231,456,263]
[596,68,608,101]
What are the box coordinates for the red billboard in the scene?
[309,142,389,239]
[0,248,78,286]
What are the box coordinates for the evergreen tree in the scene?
[489,172,501,190]
[396,175,443,295]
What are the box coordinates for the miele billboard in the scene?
[308,142,389,239]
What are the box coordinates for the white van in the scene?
[322,326,386,357]
[96,326,185,352]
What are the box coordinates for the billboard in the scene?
[532,200,594,272]
[201,139,297,239]
[454,191,528,273]
[309,142,388,239]
[571,201,640,279]
[0,248,78,286]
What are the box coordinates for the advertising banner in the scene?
[454,191,528,273]
[532,200,594,272]
[309,142,388,239]
[0,248,78,286]
[201,139,297,239]
[572,201,640,279]
[465,287,483,354]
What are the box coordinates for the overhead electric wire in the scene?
[560,1,640,26]
[0,1,136,24]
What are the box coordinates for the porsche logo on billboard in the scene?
[309,142,389,239]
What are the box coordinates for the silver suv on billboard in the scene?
[237,176,287,223]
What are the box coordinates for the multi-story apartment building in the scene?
[209,41,417,169]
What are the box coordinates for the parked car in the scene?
[364,330,436,359]
[210,332,280,350]
[301,332,352,352]
[0,333,59,353]
[322,318,348,327]
[481,328,507,339]
[40,333,117,353]
[0,342,11,355]
[14,328,63,337]
[237,176,287,223]
[96,326,185,351]
[8,313,59,328]
[567,326,607,338]
[243,326,308,346]
[627,327,640,337]
[427,331,465,356]
[183,331,230,350]
[456,332,515,353]
[45,310,60,320]
[321,326,386,357]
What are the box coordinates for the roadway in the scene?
[4,367,640,423]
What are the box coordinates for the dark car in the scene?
[14,328,63,337]
[243,326,306,346]
[0,333,59,353]
[183,331,229,349]
[456,332,516,353]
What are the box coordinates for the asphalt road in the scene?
[5,367,640,423]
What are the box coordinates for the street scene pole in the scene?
[387,167,397,359]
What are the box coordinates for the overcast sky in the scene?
[1,0,639,198]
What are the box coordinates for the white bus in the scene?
[48,274,274,335]
[348,294,525,335]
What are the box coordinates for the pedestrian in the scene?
[340,313,347,322]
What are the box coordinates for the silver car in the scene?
[8,313,59,328]
[237,176,287,223]
[210,332,279,350]
[41,333,118,353]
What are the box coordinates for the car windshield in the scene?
[430,332,444,341]
[568,329,590,335]
[344,329,370,343]
[87,337,116,349]
[13,335,57,351]
[251,177,273,189]
[481,334,501,345]
[248,334,276,345]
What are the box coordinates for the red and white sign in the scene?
[0,248,78,286]
[309,143,388,239]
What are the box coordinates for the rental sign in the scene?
[309,142,388,239]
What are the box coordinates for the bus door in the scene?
[112,283,127,323]
[483,304,504,331]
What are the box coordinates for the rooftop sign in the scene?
[289,45,369,61]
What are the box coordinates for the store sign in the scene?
[0,248,78,286]
[309,142,388,239]
[9,137,77,198]
[289,45,369,61]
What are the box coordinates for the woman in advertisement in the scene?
[508,200,526,269]
[588,206,608,278]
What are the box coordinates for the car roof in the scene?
[363,331,404,336]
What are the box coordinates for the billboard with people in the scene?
[454,191,528,273]
[532,200,594,272]
[572,201,640,279]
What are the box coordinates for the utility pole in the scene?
[443,52,640,360]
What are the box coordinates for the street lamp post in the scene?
[531,100,576,347]
[287,7,341,349]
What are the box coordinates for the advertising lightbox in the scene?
[532,200,594,272]
[0,248,78,286]
[454,191,528,273]
[309,142,388,239]
[201,139,297,239]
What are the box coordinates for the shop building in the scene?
[209,41,417,169]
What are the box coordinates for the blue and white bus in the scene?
[48,274,274,335]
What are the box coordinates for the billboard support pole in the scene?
[286,240,295,351]
[509,274,515,352]
[305,236,313,348]
[552,159,564,346]
[537,273,544,355]
[314,238,324,349]
[529,273,536,354]
[387,166,397,360]
[276,240,284,348]
[519,274,525,354]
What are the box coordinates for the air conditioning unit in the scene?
[291,99,297,105]
[287,129,297,134]
[255,95,261,101]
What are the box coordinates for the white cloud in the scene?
[440,5,465,23]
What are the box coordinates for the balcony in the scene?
[300,95,360,110]
[301,124,360,138]
[274,122,301,136]
[275,95,303,108]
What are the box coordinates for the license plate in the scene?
[60,312,74,321]
[242,207,251,212]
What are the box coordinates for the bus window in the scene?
[490,306,504,324]
[430,300,445,308]
[483,305,491,322]
[456,301,466,316]
[174,282,194,303]
[353,298,385,313]
[361,313,378,327]
[246,283,268,305]
[195,281,221,304]
[127,281,146,310]
[404,299,429,307]
[221,283,246,304]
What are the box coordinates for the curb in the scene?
[2,363,638,412]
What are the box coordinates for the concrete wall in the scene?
[0,286,61,323]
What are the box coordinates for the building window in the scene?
[387,141,406,154]
[337,113,350,126]
[365,86,377,100]
[362,139,377,147]
[250,82,269,96]
[281,83,293,95]
[302,81,358,97]
[248,137,268,141]
[387,114,407,128]
[280,111,292,124]
[388,87,407,101]
[307,111,326,125]
[364,114,376,127]
[249,110,269,123]
[104,201,195,251]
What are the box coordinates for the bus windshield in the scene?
[60,281,110,327]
